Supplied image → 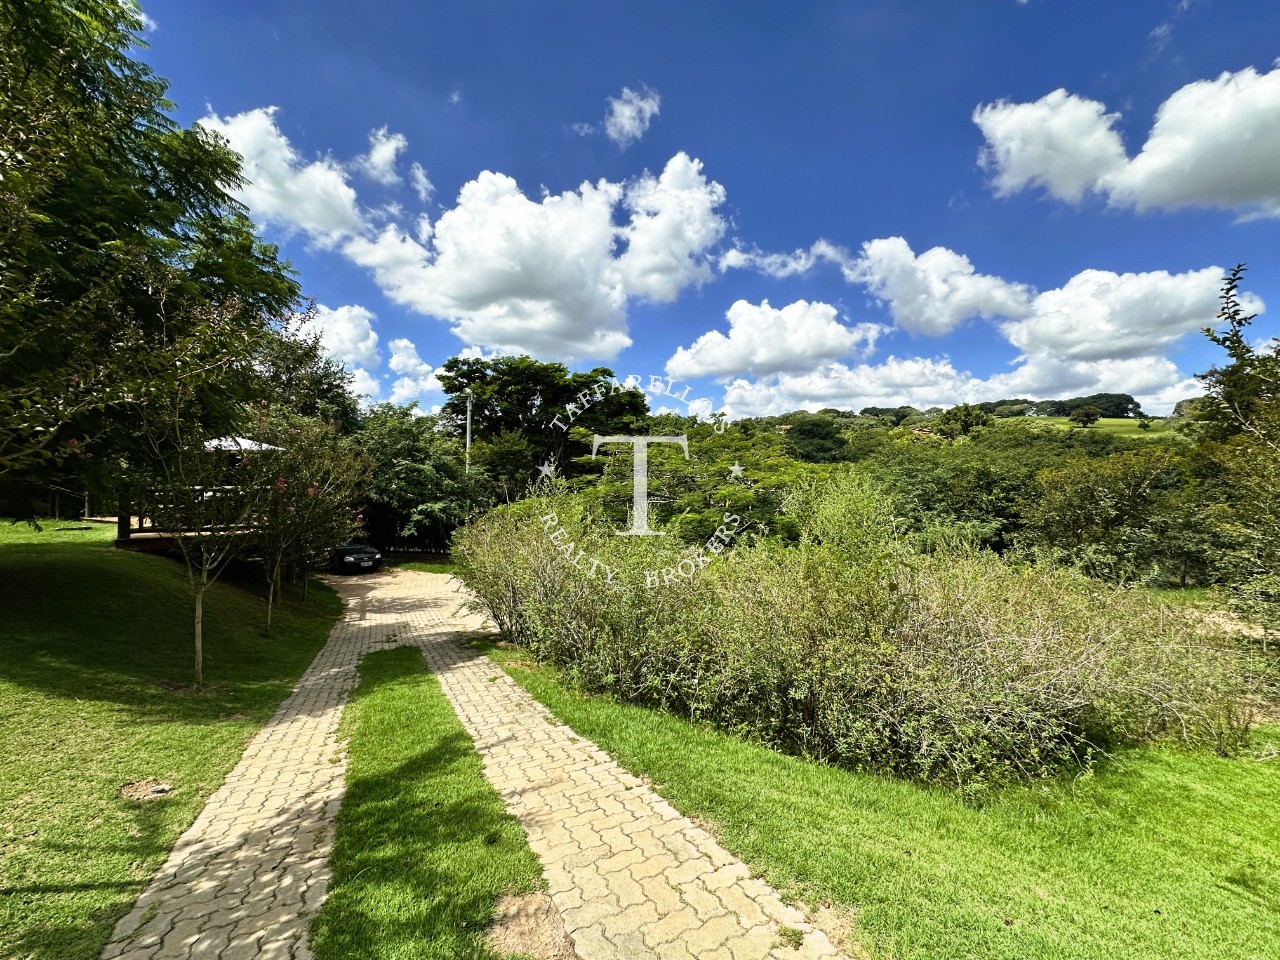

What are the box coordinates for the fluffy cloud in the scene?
[205,106,726,362]
[616,153,727,301]
[849,237,1033,335]
[313,303,381,368]
[345,175,630,359]
[1005,267,1264,362]
[973,89,1127,203]
[344,154,726,360]
[348,366,381,400]
[199,107,363,245]
[716,247,1262,416]
[666,299,884,380]
[975,65,1280,217]
[604,86,661,148]
[356,127,407,185]
[721,354,1203,419]
[387,338,442,404]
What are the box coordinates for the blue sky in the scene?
[138,0,1280,415]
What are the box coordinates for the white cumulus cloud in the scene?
[721,353,1205,419]
[202,107,728,362]
[356,126,407,185]
[975,65,1280,217]
[666,299,884,380]
[616,153,727,301]
[199,107,363,246]
[312,303,381,369]
[387,338,442,404]
[1006,267,1264,362]
[604,86,661,149]
[344,154,726,360]
[974,89,1127,203]
[715,249,1264,417]
[849,237,1034,335]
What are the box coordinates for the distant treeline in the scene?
[845,392,1145,424]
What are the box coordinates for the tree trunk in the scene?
[266,559,279,635]
[193,580,205,688]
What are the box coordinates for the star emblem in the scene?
[536,460,556,478]
[728,462,745,478]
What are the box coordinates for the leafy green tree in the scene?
[257,312,363,434]
[0,0,299,482]
[136,385,266,687]
[355,404,476,550]
[1197,264,1279,440]
[436,356,650,476]
[781,412,850,462]
[1021,449,1182,582]
[935,403,991,438]
[252,410,370,629]
[1068,405,1103,428]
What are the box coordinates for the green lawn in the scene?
[389,555,459,576]
[1013,416,1173,437]
[0,522,341,960]
[476,638,1280,960]
[311,646,542,960]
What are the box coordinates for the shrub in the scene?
[454,471,1253,788]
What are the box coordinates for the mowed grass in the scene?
[0,522,341,960]
[477,638,1280,960]
[311,646,542,960]
[389,555,459,576]
[1013,416,1174,437]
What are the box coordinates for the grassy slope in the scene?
[478,640,1280,960]
[1014,416,1173,437]
[311,646,542,960]
[0,523,340,960]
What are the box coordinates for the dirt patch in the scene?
[484,891,577,959]
[120,778,174,802]
[1196,609,1267,639]
[809,902,870,960]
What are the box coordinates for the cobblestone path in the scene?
[103,569,844,960]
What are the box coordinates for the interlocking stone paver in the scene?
[104,568,846,960]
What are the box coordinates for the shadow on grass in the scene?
[311,647,542,960]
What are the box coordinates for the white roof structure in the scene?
[203,436,282,453]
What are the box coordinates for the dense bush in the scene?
[454,471,1253,788]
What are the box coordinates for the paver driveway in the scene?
[102,569,845,960]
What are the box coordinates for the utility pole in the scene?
[465,388,473,474]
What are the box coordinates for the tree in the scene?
[1193,264,1280,627]
[1068,406,1103,428]
[1021,449,1182,582]
[252,410,369,630]
[138,422,265,687]
[436,356,650,476]
[355,404,476,550]
[0,0,299,483]
[1197,264,1279,440]
[257,312,362,434]
[935,403,991,438]
[781,412,849,462]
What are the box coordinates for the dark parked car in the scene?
[330,543,383,573]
